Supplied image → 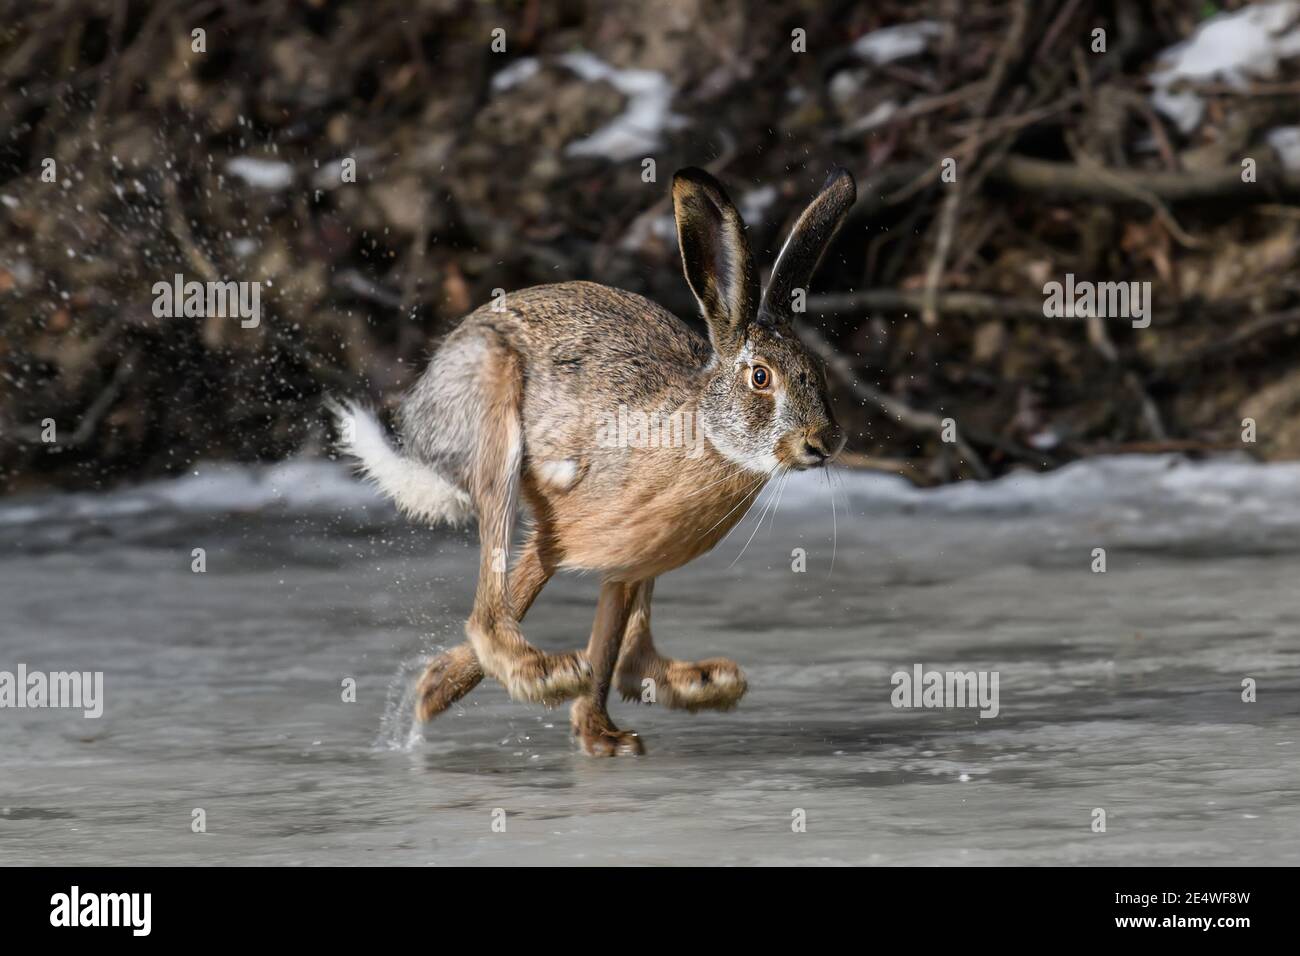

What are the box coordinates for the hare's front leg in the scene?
[614,580,748,711]
[571,580,644,756]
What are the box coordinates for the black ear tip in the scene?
[824,166,856,200]
[673,166,718,190]
[673,166,738,218]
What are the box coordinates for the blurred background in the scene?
[5,0,1300,493]
[4,2,1300,867]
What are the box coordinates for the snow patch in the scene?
[8,454,1300,538]
[491,57,540,92]
[739,185,778,225]
[558,52,682,161]
[777,453,1300,519]
[1267,125,1300,170]
[1150,1,1300,133]
[852,21,942,65]
[0,459,385,529]
[842,101,899,136]
[225,157,295,191]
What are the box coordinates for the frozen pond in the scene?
[1,455,1297,865]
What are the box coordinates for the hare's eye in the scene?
[749,364,771,390]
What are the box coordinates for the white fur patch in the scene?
[708,341,786,474]
[536,458,580,490]
[701,420,781,475]
[330,400,474,525]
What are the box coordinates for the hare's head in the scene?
[672,166,854,473]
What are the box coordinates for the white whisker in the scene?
[686,459,753,499]
[827,465,838,578]
[697,463,773,541]
[767,470,789,535]
[716,461,781,549]
[730,466,786,567]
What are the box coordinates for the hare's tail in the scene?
[328,399,474,526]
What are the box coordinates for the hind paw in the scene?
[502,649,592,705]
[414,645,484,722]
[570,700,644,757]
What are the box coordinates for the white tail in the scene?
[329,400,474,526]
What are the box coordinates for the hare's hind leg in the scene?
[465,344,590,704]
[415,535,555,721]
[571,580,643,756]
[414,643,482,721]
[614,580,748,711]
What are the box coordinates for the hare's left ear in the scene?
[672,167,759,357]
[760,167,856,324]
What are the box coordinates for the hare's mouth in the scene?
[783,433,840,470]
[790,447,830,470]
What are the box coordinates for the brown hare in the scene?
[334,166,853,756]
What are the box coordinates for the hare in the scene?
[333,166,854,756]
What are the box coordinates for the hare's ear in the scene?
[760,167,856,324]
[672,167,759,357]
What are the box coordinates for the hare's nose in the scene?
[801,428,843,464]
[801,438,830,462]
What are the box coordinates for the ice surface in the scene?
[0,455,1296,864]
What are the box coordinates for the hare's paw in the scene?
[577,726,645,757]
[503,649,592,705]
[414,644,483,722]
[570,700,645,757]
[623,657,747,711]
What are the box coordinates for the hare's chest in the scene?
[678,481,762,546]
[550,463,766,577]
[633,472,766,573]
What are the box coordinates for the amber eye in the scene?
[750,364,771,390]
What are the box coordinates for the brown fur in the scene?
[345,167,857,755]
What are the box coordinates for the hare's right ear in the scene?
[672,167,759,357]
[760,167,856,325]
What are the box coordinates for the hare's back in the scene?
[508,281,709,375]
[500,282,711,407]
[505,282,711,475]
[398,282,706,485]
